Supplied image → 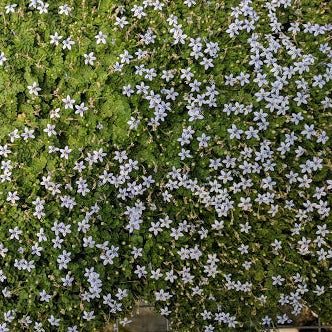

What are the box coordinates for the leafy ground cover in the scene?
[0,0,331,331]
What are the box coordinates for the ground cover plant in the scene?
[0,0,331,331]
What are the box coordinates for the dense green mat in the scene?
[0,0,331,331]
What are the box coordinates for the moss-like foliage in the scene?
[0,0,331,331]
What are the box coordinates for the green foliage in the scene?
[0,0,331,331]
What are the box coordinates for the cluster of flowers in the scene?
[0,0,331,331]
[114,0,331,330]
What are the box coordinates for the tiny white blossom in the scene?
[0,52,7,65]
[27,82,41,96]
[84,52,96,65]
[95,31,107,44]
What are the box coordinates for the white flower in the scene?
[75,102,88,116]
[50,32,63,45]
[21,127,35,140]
[62,95,75,109]
[48,315,60,326]
[39,290,51,302]
[95,31,107,44]
[313,285,325,296]
[128,116,140,129]
[120,317,132,326]
[155,289,172,301]
[43,124,57,137]
[83,52,96,65]
[272,275,285,286]
[50,108,60,119]
[8,129,20,142]
[0,144,11,157]
[28,0,39,8]
[83,311,95,321]
[227,124,243,139]
[27,82,41,96]
[5,4,17,13]
[119,50,133,64]
[0,52,7,65]
[61,273,74,286]
[62,37,75,50]
[115,16,129,29]
[122,84,134,97]
[7,191,19,204]
[134,265,147,278]
[184,0,196,7]
[238,197,252,210]
[197,133,211,148]
[59,4,72,15]
[37,2,49,14]
[59,146,72,159]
